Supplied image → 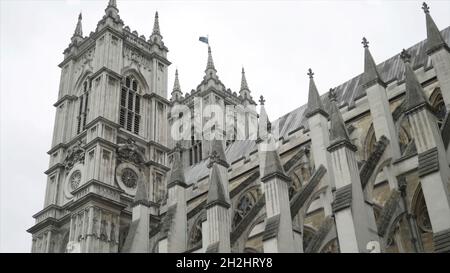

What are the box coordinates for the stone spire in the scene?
[73,13,83,39]
[328,89,351,144]
[305,69,328,118]
[152,11,161,36]
[400,49,430,112]
[171,69,183,102]
[206,46,216,72]
[105,0,119,18]
[202,45,220,82]
[148,11,166,53]
[422,2,449,54]
[240,67,249,91]
[168,143,187,188]
[362,37,385,87]
[239,67,254,104]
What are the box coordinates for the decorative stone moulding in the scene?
[64,163,85,199]
[115,162,141,195]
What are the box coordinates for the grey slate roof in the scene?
[182,27,450,185]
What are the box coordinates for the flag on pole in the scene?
[199,36,209,44]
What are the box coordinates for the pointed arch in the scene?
[429,87,446,127]
[188,214,203,249]
[74,70,93,96]
[232,185,262,229]
[121,67,150,95]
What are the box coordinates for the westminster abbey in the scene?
[28,0,450,253]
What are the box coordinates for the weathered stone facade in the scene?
[28,1,450,253]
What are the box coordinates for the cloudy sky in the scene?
[1,0,449,253]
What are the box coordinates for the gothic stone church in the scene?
[28,0,450,253]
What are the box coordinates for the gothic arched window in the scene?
[232,190,259,228]
[189,127,202,165]
[429,88,446,128]
[77,79,91,134]
[189,217,203,248]
[120,76,141,135]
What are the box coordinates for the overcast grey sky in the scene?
[1,0,449,253]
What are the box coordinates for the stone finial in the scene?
[328,88,337,102]
[305,68,328,118]
[240,67,250,91]
[307,68,314,79]
[72,12,83,38]
[422,2,447,55]
[206,46,216,71]
[108,0,117,8]
[105,0,119,17]
[362,37,369,48]
[173,69,181,92]
[152,11,161,35]
[400,49,411,63]
[362,36,385,88]
[422,2,430,14]
[259,95,265,105]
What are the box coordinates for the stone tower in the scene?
[27,1,171,253]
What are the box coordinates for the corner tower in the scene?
[28,1,171,253]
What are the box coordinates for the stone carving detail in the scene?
[117,138,145,165]
[189,219,203,248]
[64,141,85,170]
[433,228,450,253]
[70,170,82,190]
[121,168,138,188]
[332,184,352,213]
[123,46,151,71]
[232,191,257,228]
[231,194,265,245]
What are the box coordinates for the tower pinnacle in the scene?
[328,88,351,144]
[240,67,249,91]
[206,46,216,72]
[171,69,183,101]
[305,68,327,118]
[422,2,448,54]
[105,0,119,17]
[400,49,430,112]
[362,37,384,87]
[152,11,161,36]
[73,12,83,38]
